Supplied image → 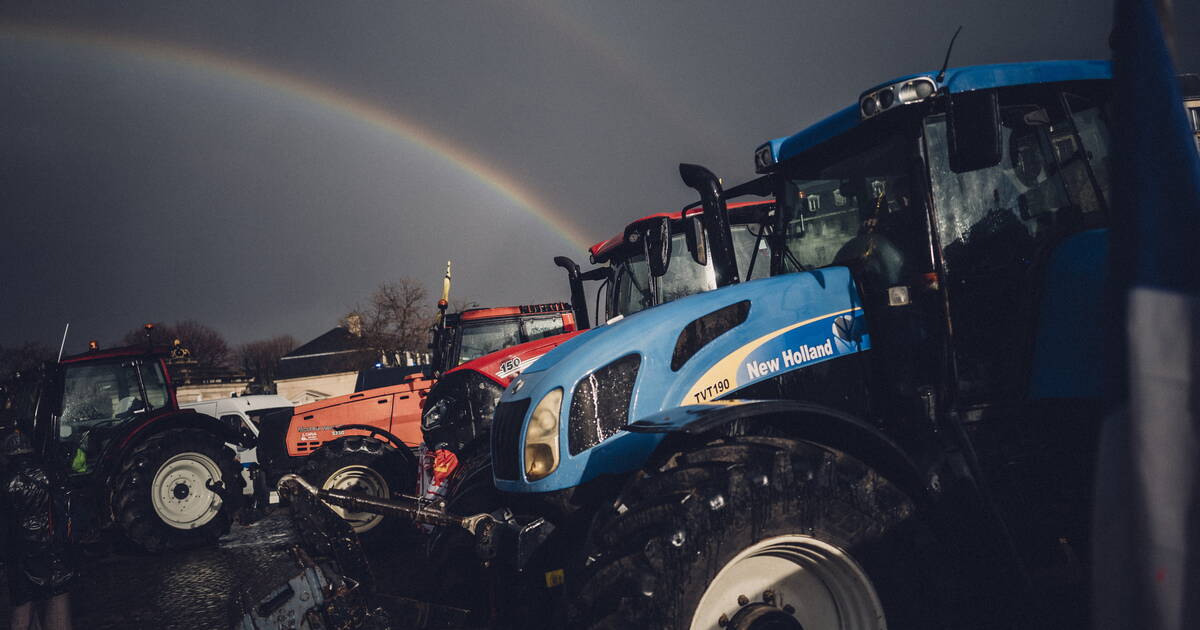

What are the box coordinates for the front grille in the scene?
[491,398,531,480]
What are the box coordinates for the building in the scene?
[273,326,377,405]
[168,358,252,403]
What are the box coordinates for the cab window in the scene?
[925,84,1111,400]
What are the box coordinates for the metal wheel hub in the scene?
[729,603,805,630]
[691,535,886,630]
[322,464,390,534]
[151,452,224,530]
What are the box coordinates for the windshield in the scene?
[611,220,780,317]
[923,84,1112,400]
[612,233,717,317]
[455,314,569,365]
[59,359,170,472]
[458,320,522,364]
[775,131,918,273]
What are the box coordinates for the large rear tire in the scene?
[299,436,416,546]
[114,428,244,553]
[568,436,937,630]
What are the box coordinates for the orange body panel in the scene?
[284,375,434,456]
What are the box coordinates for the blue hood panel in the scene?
[496,267,871,493]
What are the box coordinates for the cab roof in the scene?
[757,60,1111,170]
[460,303,573,321]
[589,199,774,262]
[61,345,170,364]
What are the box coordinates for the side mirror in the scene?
[644,217,672,277]
[684,214,708,266]
[947,89,1002,173]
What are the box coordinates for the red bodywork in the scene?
[283,304,578,457]
[444,329,586,387]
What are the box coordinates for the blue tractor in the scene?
[468,60,1179,628]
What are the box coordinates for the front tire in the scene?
[568,436,934,630]
[114,428,243,552]
[299,436,415,546]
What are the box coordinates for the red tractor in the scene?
[21,339,249,552]
[258,296,595,541]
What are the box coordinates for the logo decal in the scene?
[496,354,542,379]
[681,308,870,406]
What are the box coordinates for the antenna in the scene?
[57,323,70,362]
[936,26,964,84]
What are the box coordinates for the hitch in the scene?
[277,474,495,535]
[277,474,555,570]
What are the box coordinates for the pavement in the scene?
[2,510,301,630]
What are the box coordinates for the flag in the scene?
[1095,0,1200,628]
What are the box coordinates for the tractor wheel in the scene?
[299,436,415,546]
[114,428,243,553]
[568,436,938,630]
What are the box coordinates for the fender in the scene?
[95,409,245,498]
[629,399,1030,600]
[324,428,419,470]
[628,399,933,503]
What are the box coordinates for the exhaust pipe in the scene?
[679,163,740,287]
[554,256,592,330]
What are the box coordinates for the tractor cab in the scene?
[444,304,578,369]
[40,346,179,474]
[589,199,777,319]
[742,62,1115,415]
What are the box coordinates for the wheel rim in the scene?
[151,452,225,530]
[690,535,886,630]
[322,465,390,534]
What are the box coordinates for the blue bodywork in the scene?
[495,267,869,493]
[1029,230,1109,399]
[757,60,1112,168]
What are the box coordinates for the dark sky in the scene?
[2,1,1197,354]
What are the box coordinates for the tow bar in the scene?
[277,474,554,570]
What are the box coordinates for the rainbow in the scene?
[0,21,596,250]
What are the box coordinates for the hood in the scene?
[495,267,871,492]
[445,330,587,386]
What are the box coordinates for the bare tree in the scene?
[346,278,437,356]
[0,341,54,377]
[120,320,232,368]
[238,335,297,393]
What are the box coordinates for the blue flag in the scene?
[1095,0,1200,628]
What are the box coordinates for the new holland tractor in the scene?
[425,60,1140,629]
[264,200,772,622]
[274,59,1198,628]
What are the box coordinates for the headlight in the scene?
[523,388,562,481]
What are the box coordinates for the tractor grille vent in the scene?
[491,398,531,480]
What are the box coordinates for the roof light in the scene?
[754,143,776,173]
[860,76,937,120]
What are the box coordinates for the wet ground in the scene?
[1,510,304,630]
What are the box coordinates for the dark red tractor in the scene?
[24,340,248,552]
